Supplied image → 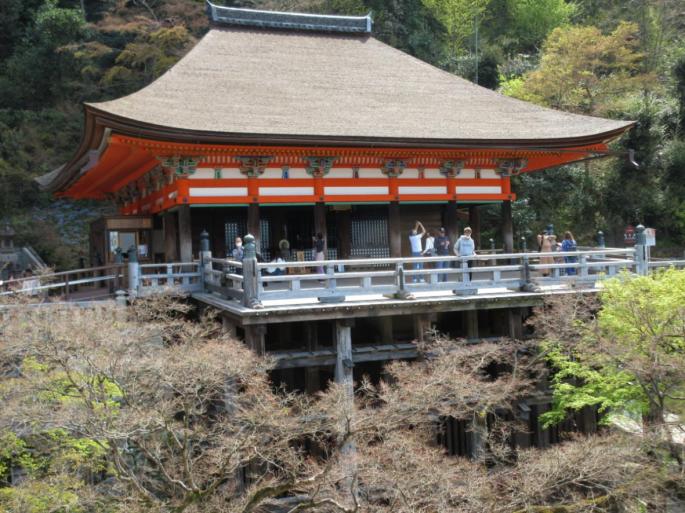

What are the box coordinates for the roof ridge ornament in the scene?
[206,1,373,34]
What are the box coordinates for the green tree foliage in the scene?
[367,0,446,66]
[508,22,649,115]
[675,55,685,134]
[420,0,490,60]
[0,0,46,61]
[663,140,685,237]
[504,0,575,52]
[537,269,685,430]
[0,1,85,109]
[102,26,192,89]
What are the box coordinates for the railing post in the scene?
[634,224,648,276]
[127,245,140,298]
[595,230,606,267]
[319,263,345,303]
[394,262,413,300]
[64,272,70,300]
[166,263,173,286]
[596,230,605,249]
[199,230,212,290]
[489,238,496,266]
[579,254,589,279]
[453,257,477,296]
[115,289,128,322]
[461,258,470,285]
[111,248,124,292]
[519,237,534,291]
[242,234,262,309]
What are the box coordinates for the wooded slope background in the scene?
[1,0,684,268]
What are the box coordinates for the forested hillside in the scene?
[1,0,684,268]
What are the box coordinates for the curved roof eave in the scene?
[39,105,634,194]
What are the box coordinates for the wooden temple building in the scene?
[40,2,632,265]
[39,2,635,451]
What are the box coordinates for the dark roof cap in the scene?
[206,1,372,33]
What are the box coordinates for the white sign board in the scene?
[645,228,656,247]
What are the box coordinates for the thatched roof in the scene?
[87,26,630,145]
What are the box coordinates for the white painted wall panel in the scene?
[324,186,389,195]
[189,187,248,197]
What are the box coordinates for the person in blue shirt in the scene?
[454,227,476,281]
[561,231,577,275]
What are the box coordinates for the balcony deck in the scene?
[179,247,656,325]
[192,283,581,325]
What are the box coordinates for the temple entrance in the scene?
[89,216,153,265]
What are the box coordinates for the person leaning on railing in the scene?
[454,227,476,280]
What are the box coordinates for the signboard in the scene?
[645,227,656,247]
[624,225,636,246]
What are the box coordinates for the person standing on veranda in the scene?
[231,236,244,275]
[454,227,476,281]
[561,231,578,275]
[434,227,451,281]
[537,229,555,277]
[408,221,426,283]
[313,232,326,276]
[422,230,435,281]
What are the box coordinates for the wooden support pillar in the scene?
[507,307,523,340]
[304,323,320,393]
[177,205,193,262]
[413,314,431,343]
[532,404,551,448]
[221,316,237,338]
[163,211,178,262]
[464,310,479,340]
[468,205,481,250]
[335,319,355,396]
[279,323,296,391]
[335,318,356,502]
[244,325,266,355]
[388,202,402,257]
[247,204,261,252]
[470,412,488,460]
[337,209,352,260]
[445,201,459,247]
[501,200,514,254]
[314,202,327,252]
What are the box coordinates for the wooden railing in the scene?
[0,265,126,300]
[137,262,203,295]
[5,244,685,308]
[189,247,641,308]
